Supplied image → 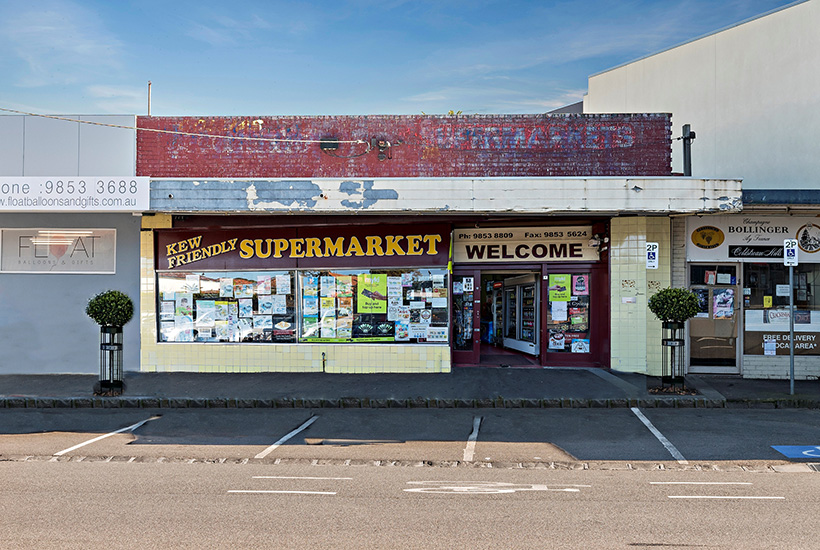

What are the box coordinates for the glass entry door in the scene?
[688,264,740,373]
[452,270,481,365]
[503,274,539,355]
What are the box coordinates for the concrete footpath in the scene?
[1,368,819,409]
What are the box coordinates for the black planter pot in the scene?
[96,325,124,395]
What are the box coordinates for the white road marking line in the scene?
[53,416,161,457]
[463,416,482,462]
[651,482,752,485]
[228,490,336,495]
[254,416,319,460]
[630,407,688,464]
[253,476,352,480]
[668,496,785,500]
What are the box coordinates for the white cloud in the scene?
[1,0,123,87]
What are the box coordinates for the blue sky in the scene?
[0,0,798,116]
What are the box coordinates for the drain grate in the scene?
[809,463,820,472]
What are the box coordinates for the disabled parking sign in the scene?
[772,445,820,458]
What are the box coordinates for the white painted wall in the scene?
[584,0,820,189]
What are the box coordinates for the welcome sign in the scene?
[453,226,598,263]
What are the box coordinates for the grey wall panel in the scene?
[23,116,81,176]
[0,213,141,374]
[78,116,136,176]
[0,116,25,176]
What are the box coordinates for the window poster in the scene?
[185,274,201,293]
[426,326,448,342]
[453,281,463,295]
[275,274,291,295]
[196,300,216,327]
[160,301,175,321]
[395,322,410,341]
[320,276,337,297]
[303,295,319,316]
[175,315,194,342]
[571,339,590,353]
[336,276,353,297]
[409,323,427,339]
[215,321,230,341]
[571,275,589,296]
[272,294,288,315]
[401,272,414,287]
[220,278,234,297]
[303,275,319,296]
[693,288,710,318]
[160,321,175,342]
[549,330,566,350]
[357,273,388,313]
[258,295,273,315]
[257,276,271,295]
[337,297,353,318]
[463,277,474,292]
[551,300,568,322]
[321,297,335,313]
[239,299,253,318]
[302,316,319,338]
[234,282,254,299]
[175,293,193,317]
[548,274,571,301]
[162,290,175,301]
[253,315,272,330]
[713,288,735,319]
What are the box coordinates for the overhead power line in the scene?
[0,107,368,146]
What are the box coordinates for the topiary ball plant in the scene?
[647,287,699,324]
[86,290,134,327]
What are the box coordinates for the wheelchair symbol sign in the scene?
[771,445,820,458]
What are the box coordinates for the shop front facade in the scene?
[684,214,820,380]
[0,114,147,374]
[137,114,740,374]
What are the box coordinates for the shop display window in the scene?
[299,268,449,343]
[156,271,296,343]
[742,263,820,356]
[546,273,591,353]
[156,268,449,344]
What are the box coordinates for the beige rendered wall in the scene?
[610,217,672,375]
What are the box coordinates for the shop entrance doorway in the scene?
[688,263,740,374]
[452,269,541,366]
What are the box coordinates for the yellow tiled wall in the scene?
[139,217,451,374]
[610,217,671,375]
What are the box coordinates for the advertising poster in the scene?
[303,275,319,296]
[571,339,590,353]
[357,273,388,313]
[272,315,295,342]
[196,300,216,327]
[257,295,273,315]
[185,274,201,293]
[320,276,337,297]
[713,288,734,319]
[175,293,193,316]
[275,274,291,294]
[239,299,253,318]
[693,288,710,318]
[234,283,253,299]
[302,317,319,338]
[303,296,319,316]
[272,295,288,315]
[256,276,271,295]
[571,275,589,296]
[160,301,175,321]
[426,326,448,342]
[548,274,571,301]
[219,278,234,298]
[336,276,353,296]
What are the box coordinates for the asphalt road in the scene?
[1,461,819,549]
[2,407,820,465]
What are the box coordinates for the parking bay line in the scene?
[253,476,352,480]
[229,490,336,496]
[668,496,785,500]
[254,416,319,460]
[54,416,162,457]
[630,407,687,464]
[463,416,482,462]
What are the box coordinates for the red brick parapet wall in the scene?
[137,114,671,178]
